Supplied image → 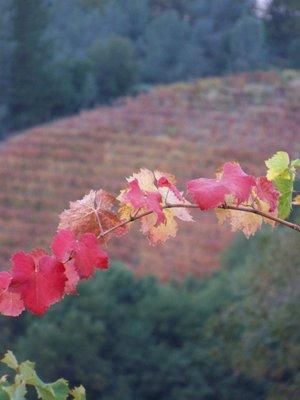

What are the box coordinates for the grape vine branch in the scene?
[98,203,300,239]
[0,150,299,317]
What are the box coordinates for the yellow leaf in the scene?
[118,202,134,221]
[216,197,277,237]
[141,209,178,245]
[1,351,19,370]
[265,151,290,181]
[216,208,262,238]
[70,385,86,400]
[130,169,157,191]
[292,194,300,205]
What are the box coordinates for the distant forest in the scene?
[0,0,299,136]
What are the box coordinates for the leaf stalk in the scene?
[98,203,300,238]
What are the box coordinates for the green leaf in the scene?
[0,378,8,400]
[18,362,38,386]
[265,151,290,180]
[0,354,76,400]
[70,386,86,400]
[1,352,19,371]
[33,384,55,400]
[264,151,299,219]
[48,380,69,400]
[19,362,69,400]
[0,386,9,400]
[291,158,300,168]
[274,177,294,219]
[36,380,69,400]
[19,361,53,399]
[2,382,26,400]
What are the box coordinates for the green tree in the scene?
[140,10,206,83]
[89,36,139,102]
[49,58,97,116]
[10,264,262,400]
[0,1,13,137]
[288,38,300,68]
[229,16,267,71]
[213,228,300,399]
[7,0,56,130]
[265,0,300,64]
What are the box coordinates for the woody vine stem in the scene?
[98,203,300,239]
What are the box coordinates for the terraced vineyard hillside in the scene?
[0,71,299,280]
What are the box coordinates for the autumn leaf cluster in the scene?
[0,151,299,317]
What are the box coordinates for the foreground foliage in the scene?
[0,351,85,400]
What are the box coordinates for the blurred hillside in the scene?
[0,70,299,280]
[1,0,299,136]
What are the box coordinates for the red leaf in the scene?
[51,229,80,293]
[187,178,229,210]
[123,179,165,224]
[119,169,193,244]
[0,271,24,317]
[187,162,256,210]
[73,233,108,278]
[52,229,108,280]
[0,271,11,289]
[156,176,182,200]
[221,162,256,204]
[10,251,66,315]
[63,260,80,295]
[256,177,279,212]
[52,229,75,263]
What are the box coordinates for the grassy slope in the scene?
[0,70,299,280]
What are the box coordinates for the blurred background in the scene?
[0,0,299,399]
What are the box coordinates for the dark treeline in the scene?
[0,0,299,136]
[0,224,299,399]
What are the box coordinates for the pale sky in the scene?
[256,0,272,16]
[257,0,272,9]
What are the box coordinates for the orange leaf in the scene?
[292,194,300,205]
[59,189,127,241]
